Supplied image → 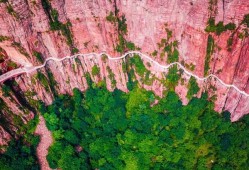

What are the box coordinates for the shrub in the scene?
[33,51,44,63]
[72,48,79,54]
[216,22,226,35]
[186,76,200,99]
[0,36,9,42]
[165,65,180,90]
[91,65,100,76]
[242,14,249,27]
[167,49,179,63]
[225,23,236,30]
[152,50,158,56]
[7,60,17,69]
[204,35,214,76]
[205,18,237,35]
[130,55,148,77]
[205,18,216,32]
[106,11,116,23]
[106,11,138,53]
[126,42,135,50]
[36,71,50,91]
[2,84,11,96]
[227,37,233,51]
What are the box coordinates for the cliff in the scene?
[0,0,249,146]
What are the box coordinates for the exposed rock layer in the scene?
[0,0,249,145]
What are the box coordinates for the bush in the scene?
[2,84,11,96]
[41,0,51,11]
[216,22,226,35]
[167,49,179,63]
[36,71,50,91]
[129,55,148,77]
[204,35,214,76]
[165,65,180,90]
[106,11,137,53]
[205,18,216,32]
[186,76,200,99]
[106,11,116,23]
[242,14,249,27]
[205,18,237,35]
[72,48,79,54]
[33,51,44,63]
[91,65,100,76]
[0,36,9,42]
[126,42,135,50]
[225,23,236,30]
[152,50,158,56]
[42,5,75,53]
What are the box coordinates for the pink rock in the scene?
[0,2,249,163]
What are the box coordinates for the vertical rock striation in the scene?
[0,0,249,144]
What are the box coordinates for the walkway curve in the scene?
[0,51,248,97]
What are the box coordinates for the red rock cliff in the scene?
[0,0,249,145]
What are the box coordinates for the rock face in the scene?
[0,0,249,144]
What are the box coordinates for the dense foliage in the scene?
[129,55,149,77]
[242,14,249,27]
[33,51,44,64]
[164,65,180,90]
[91,65,100,77]
[186,76,200,100]
[41,82,249,170]
[205,18,236,35]
[0,115,40,170]
[204,35,214,76]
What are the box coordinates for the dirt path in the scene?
[35,115,53,170]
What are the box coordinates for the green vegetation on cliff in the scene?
[91,65,100,77]
[33,51,44,64]
[205,18,236,35]
[187,76,200,100]
[204,35,214,76]
[155,25,179,63]
[242,14,249,27]
[1,61,249,169]
[164,65,180,91]
[41,0,77,54]
[106,11,138,53]
[0,115,40,169]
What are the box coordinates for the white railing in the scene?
[0,51,248,97]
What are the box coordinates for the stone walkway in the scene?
[0,51,249,97]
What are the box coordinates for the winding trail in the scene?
[0,50,249,97]
[35,115,53,170]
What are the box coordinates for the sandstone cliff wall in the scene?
[0,0,249,145]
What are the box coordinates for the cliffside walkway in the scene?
[0,51,248,97]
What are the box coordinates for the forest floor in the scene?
[35,115,53,170]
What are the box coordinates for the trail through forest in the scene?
[35,115,53,170]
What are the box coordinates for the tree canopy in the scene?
[39,83,249,170]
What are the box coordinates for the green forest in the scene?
[0,69,249,170]
[40,82,249,169]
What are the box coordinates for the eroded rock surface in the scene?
[0,0,249,145]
